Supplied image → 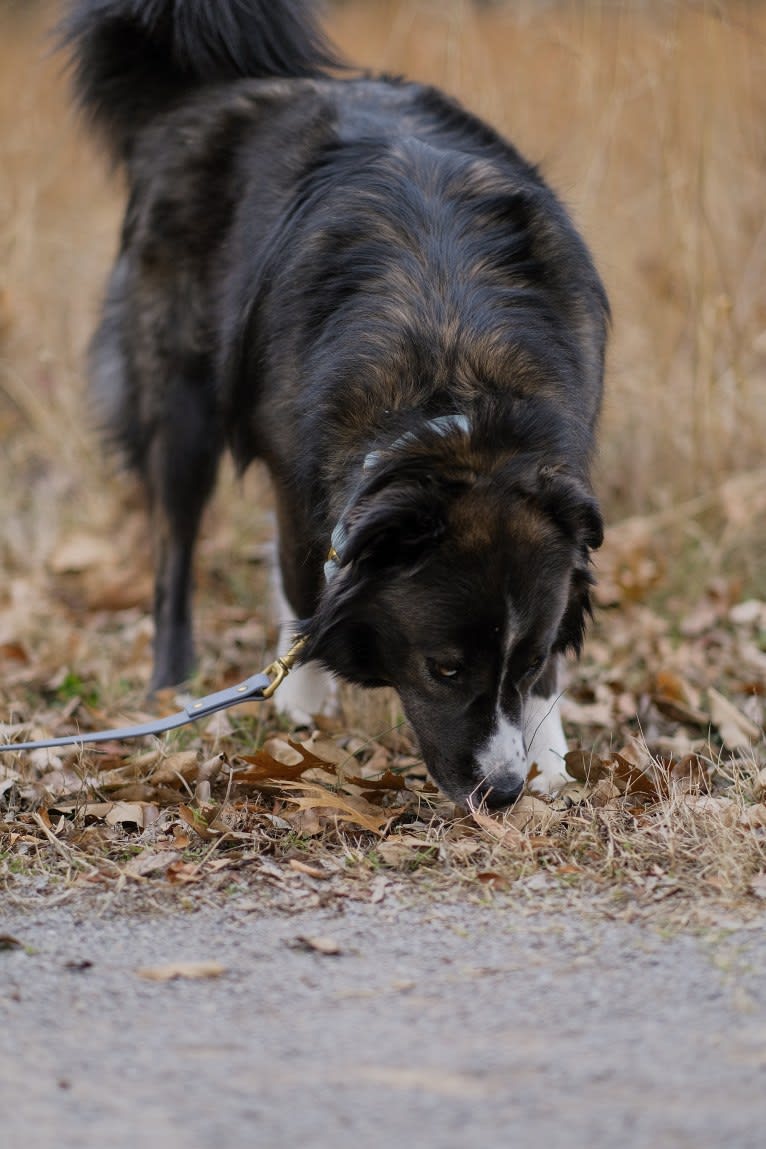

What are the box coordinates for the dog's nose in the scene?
[472,773,525,810]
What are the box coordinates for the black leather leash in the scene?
[0,637,307,755]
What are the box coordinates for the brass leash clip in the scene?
[261,635,309,700]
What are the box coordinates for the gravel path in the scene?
[2,894,766,1148]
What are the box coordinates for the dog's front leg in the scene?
[523,656,571,794]
[270,568,338,727]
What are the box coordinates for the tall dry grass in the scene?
[0,0,764,543]
[330,0,766,515]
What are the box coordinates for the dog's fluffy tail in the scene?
[60,0,344,162]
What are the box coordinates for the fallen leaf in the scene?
[135,961,226,981]
[105,802,159,829]
[288,859,330,879]
[49,532,115,574]
[151,751,201,785]
[559,697,614,728]
[235,743,318,788]
[652,695,709,727]
[0,934,23,951]
[564,749,609,785]
[177,804,224,841]
[262,738,304,766]
[296,732,350,767]
[709,687,761,750]
[282,781,400,835]
[729,599,766,627]
[470,808,526,849]
[0,287,14,336]
[476,871,510,888]
[290,935,342,956]
[377,836,439,867]
[609,752,660,797]
[123,851,181,879]
[506,794,556,832]
[0,641,28,664]
[165,861,203,884]
[681,794,739,826]
[589,777,622,806]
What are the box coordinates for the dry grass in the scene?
[333,0,766,513]
[1,1,765,919]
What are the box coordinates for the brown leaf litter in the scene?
[1,457,765,918]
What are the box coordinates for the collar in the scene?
[324,413,471,582]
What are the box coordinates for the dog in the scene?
[62,0,608,809]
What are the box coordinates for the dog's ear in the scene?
[301,478,448,686]
[553,564,596,657]
[536,466,604,552]
[533,466,602,657]
[337,479,448,572]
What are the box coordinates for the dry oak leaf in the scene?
[135,961,226,981]
[281,781,402,834]
[565,749,659,798]
[235,739,330,789]
[708,688,761,751]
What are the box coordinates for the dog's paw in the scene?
[273,660,338,728]
[527,749,571,795]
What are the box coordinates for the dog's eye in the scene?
[427,658,462,683]
[521,656,546,682]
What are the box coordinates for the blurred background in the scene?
[0,1,764,703]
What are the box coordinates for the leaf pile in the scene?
[1,532,765,916]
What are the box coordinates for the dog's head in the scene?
[302,438,602,809]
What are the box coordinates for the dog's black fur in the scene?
[63,0,608,808]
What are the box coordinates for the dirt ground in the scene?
[3,891,766,1149]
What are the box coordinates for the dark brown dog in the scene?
[63,0,608,807]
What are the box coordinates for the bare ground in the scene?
[3,892,766,1149]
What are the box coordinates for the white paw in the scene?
[524,693,571,794]
[272,622,337,727]
[273,659,338,727]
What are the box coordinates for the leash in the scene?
[0,636,307,755]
